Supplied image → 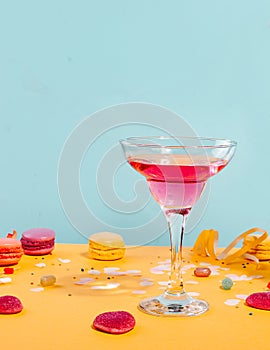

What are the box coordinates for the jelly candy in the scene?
[194,267,211,277]
[222,277,233,290]
[40,274,56,287]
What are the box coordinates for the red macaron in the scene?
[21,228,55,256]
[0,236,23,267]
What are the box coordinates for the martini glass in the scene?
[120,136,236,317]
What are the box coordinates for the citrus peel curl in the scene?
[193,227,268,264]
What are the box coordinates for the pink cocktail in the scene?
[121,137,236,316]
[129,154,226,210]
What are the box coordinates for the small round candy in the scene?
[40,274,56,287]
[222,277,233,290]
[194,267,211,277]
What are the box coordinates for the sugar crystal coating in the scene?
[0,295,23,314]
[246,292,270,310]
[93,311,135,334]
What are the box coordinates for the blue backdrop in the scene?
[0,1,269,247]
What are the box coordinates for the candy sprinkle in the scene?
[0,277,12,284]
[140,279,154,286]
[58,258,71,264]
[224,299,240,306]
[74,278,94,285]
[132,290,146,294]
[90,283,120,290]
[188,291,200,297]
[88,269,101,275]
[4,268,14,274]
[35,262,46,268]
[30,287,44,292]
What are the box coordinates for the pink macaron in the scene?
[21,228,55,256]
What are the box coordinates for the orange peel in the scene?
[192,227,268,264]
[6,230,17,239]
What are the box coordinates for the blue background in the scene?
[0,1,269,247]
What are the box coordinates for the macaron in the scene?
[88,232,125,261]
[21,228,55,256]
[243,235,270,261]
[0,237,23,266]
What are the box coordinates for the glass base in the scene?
[138,293,209,317]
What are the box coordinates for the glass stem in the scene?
[164,208,190,297]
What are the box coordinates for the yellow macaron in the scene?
[88,232,125,261]
[243,235,270,261]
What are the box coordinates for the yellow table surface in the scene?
[1,243,270,350]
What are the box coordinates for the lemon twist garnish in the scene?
[193,227,268,265]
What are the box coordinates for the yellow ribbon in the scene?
[192,227,268,264]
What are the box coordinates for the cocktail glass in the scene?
[120,136,236,316]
